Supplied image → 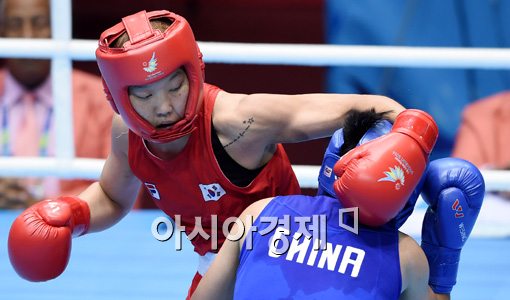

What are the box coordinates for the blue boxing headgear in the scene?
[317,119,393,198]
[317,119,425,228]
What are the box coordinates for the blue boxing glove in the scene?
[317,119,393,198]
[421,158,485,294]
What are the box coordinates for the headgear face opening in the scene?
[95,10,205,143]
[317,120,393,197]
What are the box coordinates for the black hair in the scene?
[339,108,392,156]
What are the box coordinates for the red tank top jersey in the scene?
[128,83,301,255]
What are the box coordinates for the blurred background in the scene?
[1,0,510,299]
[74,2,326,162]
[75,0,328,197]
[72,1,510,156]
[72,0,510,195]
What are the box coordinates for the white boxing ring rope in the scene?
[1,0,510,193]
[1,37,510,190]
[3,39,510,68]
[0,156,506,191]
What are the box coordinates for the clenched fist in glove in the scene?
[333,109,439,227]
[421,158,485,294]
[8,196,90,281]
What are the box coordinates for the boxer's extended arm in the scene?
[213,91,404,169]
[216,92,404,143]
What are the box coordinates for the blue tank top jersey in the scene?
[234,195,401,300]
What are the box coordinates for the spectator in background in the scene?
[452,91,510,199]
[0,0,112,208]
[0,178,36,209]
[326,0,510,159]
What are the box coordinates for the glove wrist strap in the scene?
[58,196,91,237]
[421,241,460,294]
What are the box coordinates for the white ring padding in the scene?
[0,157,507,191]
[0,37,508,191]
[1,38,510,69]
[202,43,510,69]
[293,166,510,192]
[0,157,104,179]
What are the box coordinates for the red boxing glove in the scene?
[333,109,438,227]
[8,196,90,282]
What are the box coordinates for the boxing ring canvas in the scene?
[0,210,196,299]
[1,202,510,300]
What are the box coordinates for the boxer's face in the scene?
[2,0,51,89]
[128,69,189,129]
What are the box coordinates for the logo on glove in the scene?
[452,199,464,218]
[323,165,334,178]
[377,166,405,190]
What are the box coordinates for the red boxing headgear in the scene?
[95,10,205,143]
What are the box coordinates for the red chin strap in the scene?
[144,113,199,143]
[96,10,205,143]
